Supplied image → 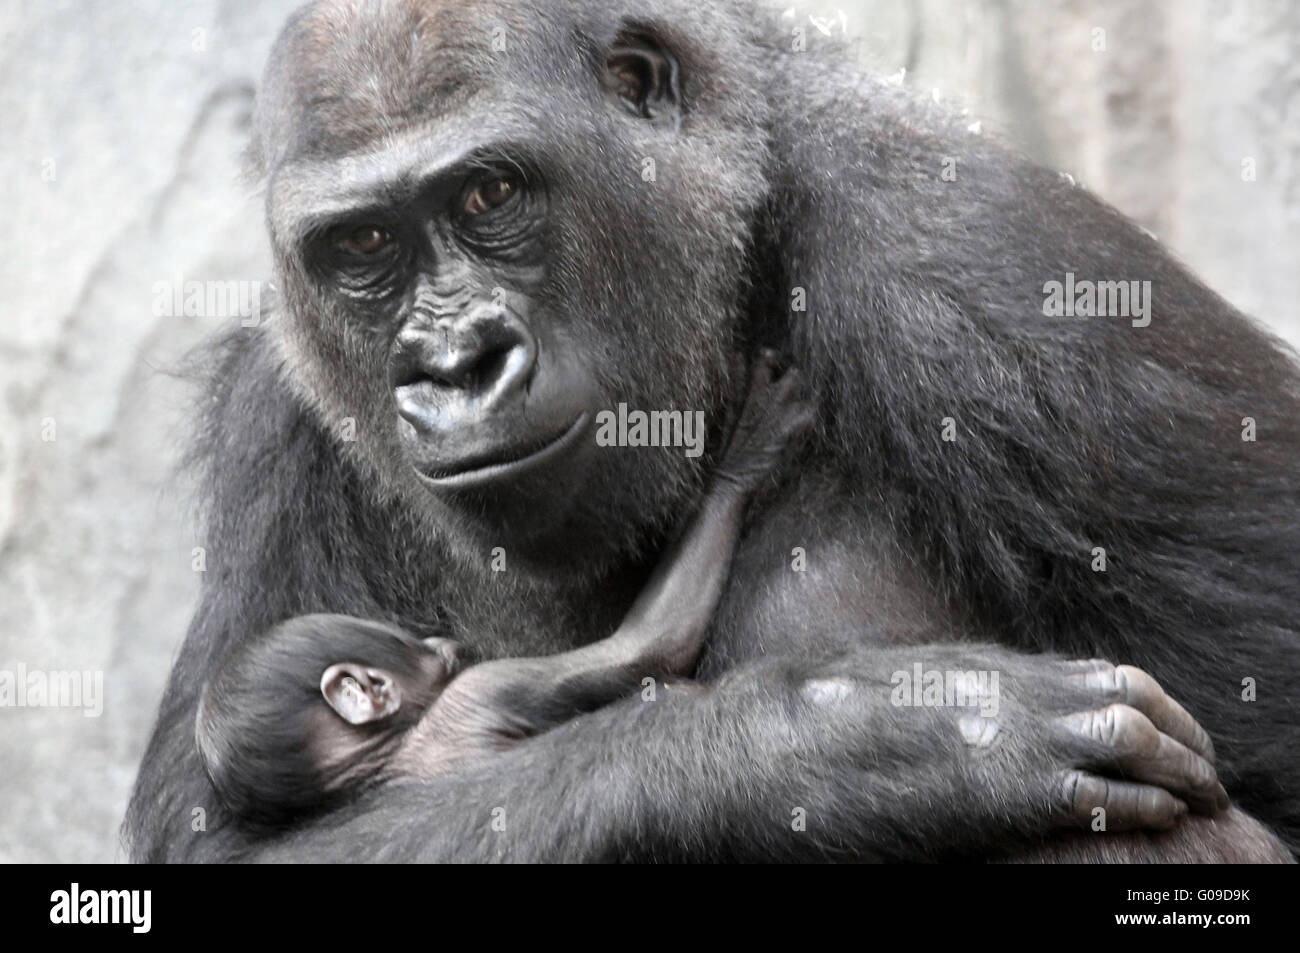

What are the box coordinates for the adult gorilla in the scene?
[126,0,1299,862]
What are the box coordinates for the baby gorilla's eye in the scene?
[333,225,395,258]
[463,175,518,216]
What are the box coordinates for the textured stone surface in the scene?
[0,0,1295,862]
[841,0,1300,342]
[0,0,298,863]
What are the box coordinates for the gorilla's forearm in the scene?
[259,651,990,863]
[762,48,1300,855]
[140,642,1228,863]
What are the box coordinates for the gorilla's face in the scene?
[308,153,600,493]
[256,0,768,566]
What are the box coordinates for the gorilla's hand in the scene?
[714,349,814,496]
[718,646,1227,859]
[414,656,562,761]
[1040,659,1227,823]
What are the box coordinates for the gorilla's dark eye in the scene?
[463,176,519,216]
[333,225,396,259]
[315,221,408,298]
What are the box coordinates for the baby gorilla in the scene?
[195,354,811,827]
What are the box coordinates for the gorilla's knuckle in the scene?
[1107,705,1159,755]
[1083,660,1120,697]
[1188,755,1216,790]
[1136,785,1165,821]
[1062,770,1100,816]
[1114,664,1162,708]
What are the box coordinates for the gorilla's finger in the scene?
[1062,770,1188,831]
[1114,665,1217,765]
[1058,705,1228,815]
[1068,662,1216,764]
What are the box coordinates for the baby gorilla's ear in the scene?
[320,663,403,725]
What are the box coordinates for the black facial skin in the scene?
[300,137,606,548]
[197,356,811,821]
[259,10,732,564]
[129,0,1299,863]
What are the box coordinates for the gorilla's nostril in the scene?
[461,345,511,394]
[391,327,535,412]
[421,341,521,395]
[389,310,536,404]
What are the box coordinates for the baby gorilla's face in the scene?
[308,636,461,785]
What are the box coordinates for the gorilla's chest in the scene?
[698,493,966,678]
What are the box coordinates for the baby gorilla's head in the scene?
[196,615,459,827]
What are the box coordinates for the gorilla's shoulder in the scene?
[184,324,338,500]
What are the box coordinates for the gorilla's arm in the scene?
[759,39,1300,853]
[261,647,1215,863]
[145,641,1222,862]
[123,334,1222,862]
[426,355,814,745]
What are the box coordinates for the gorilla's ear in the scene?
[320,663,402,725]
[602,32,680,126]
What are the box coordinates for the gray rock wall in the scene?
[0,0,1294,861]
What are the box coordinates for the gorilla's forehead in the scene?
[266,103,544,237]
[259,0,598,168]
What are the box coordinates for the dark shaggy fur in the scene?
[125,0,1298,862]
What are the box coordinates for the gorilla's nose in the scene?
[391,310,536,426]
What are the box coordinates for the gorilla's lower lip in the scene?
[415,412,590,489]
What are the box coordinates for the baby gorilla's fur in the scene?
[195,617,438,826]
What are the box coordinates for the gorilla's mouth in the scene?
[414,412,590,489]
